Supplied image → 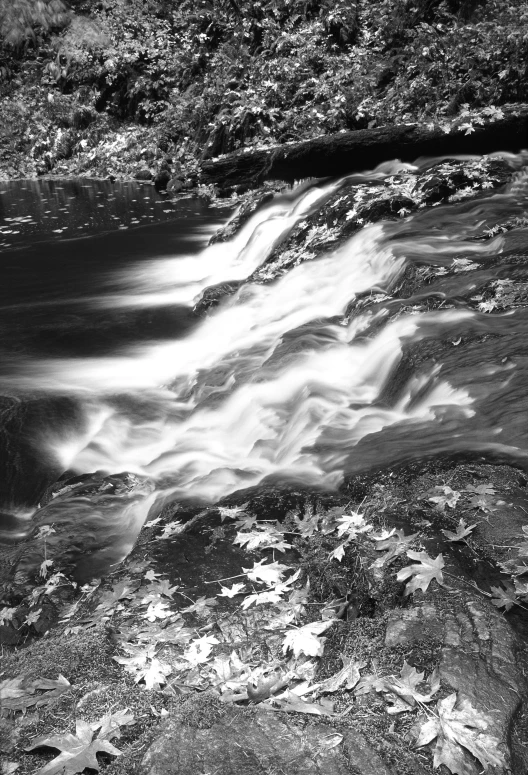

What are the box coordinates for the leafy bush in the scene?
[0,0,70,49]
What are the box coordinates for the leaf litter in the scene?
[9,491,514,775]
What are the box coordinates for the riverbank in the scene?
[1,0,527,187]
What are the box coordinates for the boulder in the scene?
[385,596,528,773]
[135,168,153,181]
[141,705,395,775]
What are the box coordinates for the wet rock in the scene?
[0,624,21,645]
[166,177,184,193]
[135,168,153,181]
[141,706,394,775]
[210,190,275,244]
[155,168,171,192]
[385,596,528,772]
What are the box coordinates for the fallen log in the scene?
[200,106,528,189]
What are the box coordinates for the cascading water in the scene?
[2,153,528,576]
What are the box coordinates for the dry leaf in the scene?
[397,551,445,596]
[415,693,507,774]
[26,719,122,775]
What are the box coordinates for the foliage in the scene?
[0,0,69,50]
[1,0,528,179]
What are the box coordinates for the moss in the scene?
[2,624,118,684]
[173,691,231,730]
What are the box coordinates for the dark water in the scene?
[2,159,528,574]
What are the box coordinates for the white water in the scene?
[23,184,477,506]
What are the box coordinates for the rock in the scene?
[135,168,153,181]
[385,596,528,772]
[154,169,171,192]
[166,177,184,193]
[142,706,394,775]
[0,624,21,646]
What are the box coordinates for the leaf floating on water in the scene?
[396,551,445,596]
[415,692,507,775]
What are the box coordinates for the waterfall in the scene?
[3,153,528,573]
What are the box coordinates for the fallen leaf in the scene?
[316,656,366,694]
[218,583,246,598]
[397,551,445,596]
[269,691,334,716]
[282,620,336,658]
[0,675,70,714]
[442,519,477,543]
[490,581,519,611]
[384,663,440,713]
[415,692,506,774]
[464,484,495,496]
[243,559,290,586]
[25,719,122,774]
[428,486,461,511]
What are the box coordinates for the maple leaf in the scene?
[415,693,507,774]
[316,656,366,694]
[328,538,351,562]
[464,484,495,496]
[241,580,294,610]
[354,673,388,696]
[442,519,477,543]
[25,719,122,774]
[243,559,290,586]
[371,529,419,568]
[23,609,42,627]
[97,710,135,741]
[180,596,217,618]
[292,510,320,538]
[490,581,519,611]
[217,504,248,521]
[397,551,445,596]
[218,582,246,598]
[96,580,139,612]
[156,521,184,540]
[0,607,17,625]
[428,486,461,511]
[183,635,219,666]
[142,601,172,621]
[383,663,440,713]
[270,691,335,717]
[136,659,172,690]
[144,570,162,582]
[468,495,494,513]
[282,619,336,658]
[234,523,291,552]
[335,512,372,539]
[0,675,70,714]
